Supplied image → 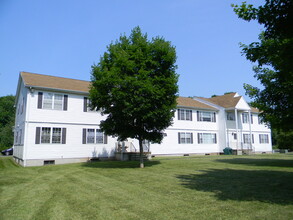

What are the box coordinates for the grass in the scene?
[0,154,293,220]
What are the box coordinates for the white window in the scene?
[259,134,269,144]
[52,128,62,144]
[54,94,63,110]
[242,113,249,123]
[258,115,264,124]
[96,129,104,144]
[15,131,19,145]
[19,129,22,145]
[41,127,51,143]
[198,133,217,144]
[43,93,63,110]
[243,134,254,144]
[21,97,25,114]
[197,111,216,122]
[227,112,235,121]
[40,127,65,144]
[87,129,95,144]
[178,109,192,121]
[84,129,106,144]
[242,113,253,124]
[178,132,193,144]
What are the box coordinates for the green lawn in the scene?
[1,154,293,220]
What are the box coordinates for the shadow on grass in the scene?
[216,158,293,168]
[177,169,293,205]
[82,160,161,169]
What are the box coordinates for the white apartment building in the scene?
[13,72,272,166]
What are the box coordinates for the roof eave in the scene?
[25,85,89,95]
[177,105,217,111]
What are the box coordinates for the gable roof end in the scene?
[198,93,241,108]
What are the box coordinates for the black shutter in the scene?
[197,133,201,144]
[83,97,88,112]
[213,112,216,122]
[252,134,254,144]
[251,114,253,124]
[63,95,68,111]
[82,129,87,144]
[197,111,200,121]
[259,134,262,143]
[178,133,181,144]
[37,92,43,109]
[177,109,180,120]
[62,128,67,144]
[190,110,193,121]
[35,127,41,144]
[214,134,217,144]
[104,134,108,144]
[191,133,193,144]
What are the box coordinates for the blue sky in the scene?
[0,0,264,99]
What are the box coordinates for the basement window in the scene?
[44,160,55,165]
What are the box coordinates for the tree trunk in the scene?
[139,137,144,168]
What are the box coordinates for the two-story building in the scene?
[13,72,272,166]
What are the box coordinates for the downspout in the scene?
[23,88,31,167]
[248,110,252,153]
[235,108,239,152]
[224,110,229,148]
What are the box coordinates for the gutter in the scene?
[24,85,90,95]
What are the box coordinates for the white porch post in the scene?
[248,110,252,152]
[235,108,239,151]
[225,111,229,148]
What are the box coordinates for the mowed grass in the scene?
[1,154,293,220]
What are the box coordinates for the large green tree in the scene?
[90,27,178,168]
[232,0,293,131]
[0,95,15,151]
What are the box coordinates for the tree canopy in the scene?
[232,0,293,131]
[0,95,15,151]
[90,27,178,167]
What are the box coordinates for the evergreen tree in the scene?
[0,95,15,151]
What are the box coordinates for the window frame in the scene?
[227,112,235,121]
[38,127,66,144]
[198,133,217,144]
[42,93,64,110]
[83,128,107,144]
[259,134,269,144]
[243,134,254,144]
[177,109,193,121]
[178,132,193,144]
[197,111,216,122]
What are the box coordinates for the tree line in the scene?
[0,95,15,151]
